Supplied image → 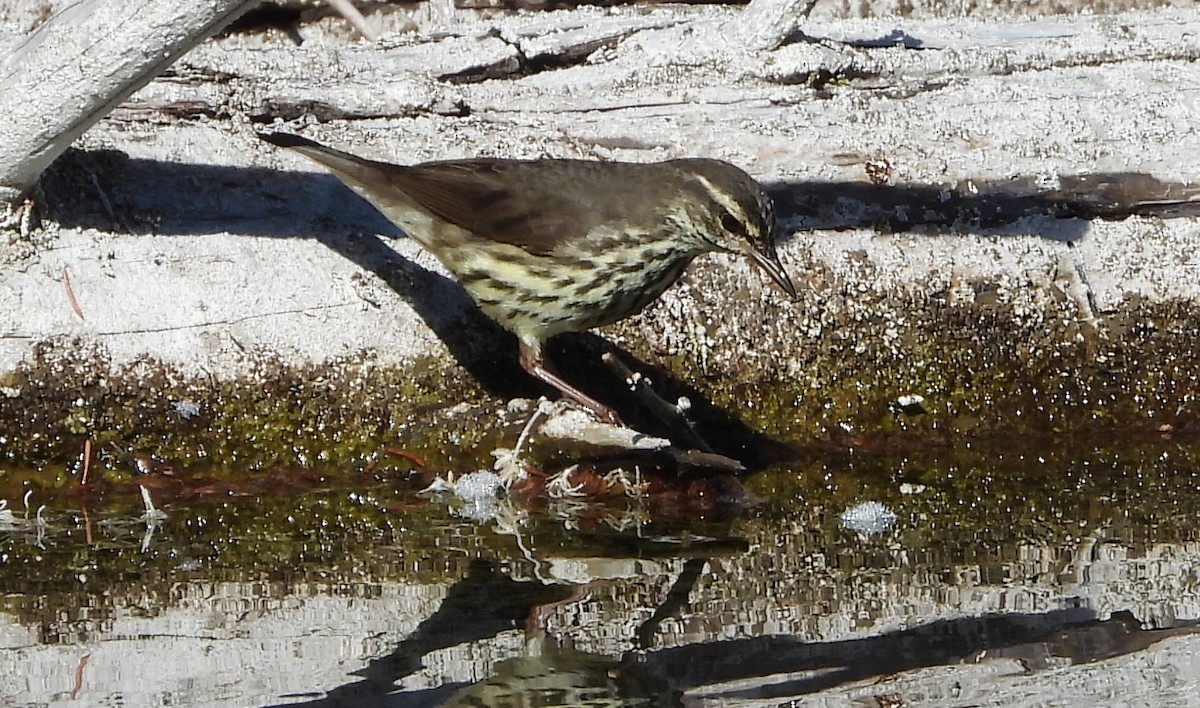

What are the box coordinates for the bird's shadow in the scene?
[31,148,1200,469]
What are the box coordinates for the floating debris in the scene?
[545,466,586,499]
[493,398,555,486]
[456,470,503,502]
[892,393,928,416]
[418,473,457,496]
[139,485,167,522]
[172,399,201,419]
[839,501,898,536]
[0,493,48,549]
[455,470,504,522]
[419,470,505,522]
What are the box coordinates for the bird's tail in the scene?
[257,132,427,234]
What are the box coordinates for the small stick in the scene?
[81,438,92,486]
[385,447,427,468]
[70,654,90,699]
[601,352,713,453]
[327,0,378,41]
[62,267,84,320]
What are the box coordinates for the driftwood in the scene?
[0,0,258,203]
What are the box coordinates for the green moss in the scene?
[611,296,1199,448]
[1,292,1199,504]
[0,347,497,485]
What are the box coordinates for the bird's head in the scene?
[676,159,797,298]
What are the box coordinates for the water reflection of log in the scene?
[634,609,1200,702]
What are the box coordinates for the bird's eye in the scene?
[720,211,744,237]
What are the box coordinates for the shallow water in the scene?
[3,435,1199,707]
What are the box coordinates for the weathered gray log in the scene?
[736,0,818,50]
[0,0,259,204]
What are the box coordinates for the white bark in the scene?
[0,0,259,203]
[737,0,819,51]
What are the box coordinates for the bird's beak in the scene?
[744,245,797,298]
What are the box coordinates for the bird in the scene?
[258,132,795,423]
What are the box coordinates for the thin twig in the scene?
[70,654,90,699]
[327,0,378,40]
[62,267,84,320]
[601,352,713,453]
[81,438,92,486]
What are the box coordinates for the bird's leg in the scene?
[518,341,623,425]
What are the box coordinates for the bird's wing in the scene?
[388,160,639,256]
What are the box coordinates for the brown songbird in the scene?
[259,132,795,423]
